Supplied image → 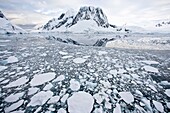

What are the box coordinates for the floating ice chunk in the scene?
[70,79,80,91]
[10,110,25,113]
[62,56,73,59]
[73,58,87,64]
[109,70,117,75]
[140,60,159,65]
[5,92,24,102]
[135,90,143,97]
[167,102,170,109]
[43,83,53,90]
[93,93,104,104]
[148,84,157,92]
[6,56,19,64]
[0,40,11,42]
[59,51,68,55]
[4,76,28,88]
[61,94,69,103]
[101,80,111,88]
[68,91,94,113]
[48,96,60,104]
[119,92,134,104]
[141,98,152,112]
[131,74,139,79]
[30,72,56,86]
[53,75,65,82]
[142,66,159,73]
[113,103,121,113]
[28,91,53,106]
[153,100,164,112]
[105,101,112,109]
[0,66,7,72]
[98,51,107,55]
[94,107,103,113]
[28,88,39,95]
[58,108,66,113]
[5,100,24,112]
[165,89,170,97]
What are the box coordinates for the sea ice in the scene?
[113,103,121,113]
[4,76,28,88]
[73,58,87,64]
[58,108,66,113]
[28,88,39,95]
[61,93,69,103]
[98,51,107,55]
[165,89,170,97]
[53,75,65,82]
[59,51,68,55]
[153,100,164,112]
[28,91,53,106]
[142,65,159,73]
[0,66,7,72]
[140,60,159,65]
[47,96,60,104]
[5,100,24,112]
[119,92,134,104]
[43,83,53,90]
[62,56,73,59]
[5,92,24,102]
[70,79,80,91]
[6,56,19,64]
[30,72,56,86]
[67,91,94,113]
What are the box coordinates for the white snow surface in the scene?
[5,100,24,112]
[28,91,53,106]
[0,66,7,72]
[119,92,134,104]
[4,76,28,88]
[153,100,164,112]
[142,65,159,73]
[30,72,56,86]
[6,56,19,64]
[67,91,94,113]
[165,89,170,97]
[73,58,87,64]
[70,79,80,91]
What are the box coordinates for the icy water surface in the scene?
[0,34,170,113]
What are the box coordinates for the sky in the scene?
[0,0,170,27]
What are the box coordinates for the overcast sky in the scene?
[0,0,170,27]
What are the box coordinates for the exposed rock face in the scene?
[40,6,114,31]
[72,6,109,28]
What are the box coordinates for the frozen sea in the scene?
[0,33,170,113]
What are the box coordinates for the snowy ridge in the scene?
[0,11,26,34]
[36,6,122,33]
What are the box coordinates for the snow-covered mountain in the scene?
[36,6,122,33]
[0,11,26,34]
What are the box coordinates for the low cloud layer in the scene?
[0,0,170,27]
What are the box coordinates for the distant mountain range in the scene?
[0,11,26,34]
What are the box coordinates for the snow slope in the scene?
[35,6,119,33]
[0,11,26,34]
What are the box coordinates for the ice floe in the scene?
[0,66,7,72]
[28,91,53,106]
[59,51,68,55]
[142,65,159,73]
[30,72,56,86]
[43,83,53,90]
[140,60,159,65]
[113,103,121,113]
[28,88,39,95]
[119,92,134,104]
[165,89,170,97]
[153,100,164,112]
[98,51,107,55]
[62,56,73,59]
[73,58,87,64]
[47,96,60,104]
[61,93,69,103]
[68,91,94,113]
[4,76,28,88]
[5,100,24,112]
[53,75,65,82]
[70,79,80,91]
[5,92,24,102]
[6,56,19,64]
[58,108,66,113]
